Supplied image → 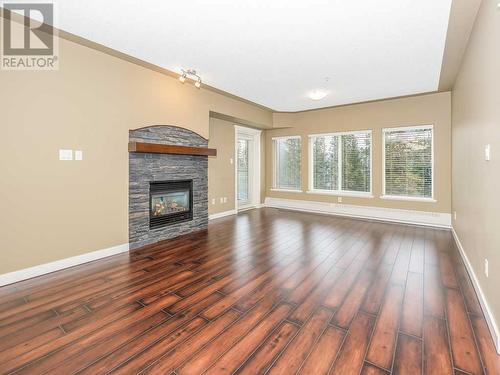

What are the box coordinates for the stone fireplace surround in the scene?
[129,125,208,249]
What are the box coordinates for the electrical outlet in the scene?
[453,211,457,221]
[337,197,342,203]
[75,150,83,161]
[230,158,234,164]
[220,197,224,203]
[211,198,216,205]
[223,197,227,203]
[485,259,489,278]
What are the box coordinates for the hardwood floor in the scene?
[0,208,499,374]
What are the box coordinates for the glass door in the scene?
[237,138,251,206]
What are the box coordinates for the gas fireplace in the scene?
[149,180,193,229]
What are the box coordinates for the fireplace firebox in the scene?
[149,180,193,229]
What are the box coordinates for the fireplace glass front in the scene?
[149,180,193,228]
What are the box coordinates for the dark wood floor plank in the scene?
[389,227,414,286]
[176,296,279,374]
[400,272,423,338]
[234,321,298,375]
[323,260,365,310]
[140,309,241,374]
[0,306,87,352]
[0,309,55,338]
[440,252,460,289]
[424,262,445,318]
[361,363,391,374]
[289,266,342,325]
[202,254,303,320]
[471,316,500,375]
[408,231,425,274]
[286,234,356,305]
[331,269,374,329]
[362,263,393,315]
[267,307,333,374]
[0,209,497,375]
[424,315,454,375]
[0,327,64,363]
[298,325,345,374]
[203,304,293,375]
[2,294,197,374]
[329,312,376,375]
[366,284,405,370]
[36,312,169,375]
[393,333,422,375]
[54,294,219,375]
[446,288,484,375]
[78,317,207,374]
[454,261,483,316]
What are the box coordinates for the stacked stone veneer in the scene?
[129,125,208,249]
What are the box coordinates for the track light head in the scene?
[179,68,202,88]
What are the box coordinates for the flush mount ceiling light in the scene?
[308,89,329,101]
[179,69,202,89]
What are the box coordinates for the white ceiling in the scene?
[49,0,452,111]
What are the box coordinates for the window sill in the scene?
[306,190,374,198]
[270,188,303,193]
[380,195,437,203]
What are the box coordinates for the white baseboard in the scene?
[451,227,500,354]
[264,197,451,228]
[0,243,129,287]
[208,209,237,220]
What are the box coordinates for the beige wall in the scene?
[208,118,236,215]
[266,92,452,213]
[0,35,272,274]
[208,118,266,216]
[452,0,500,336]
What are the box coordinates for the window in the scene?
[309,131,372,196]
[273,136,301,190]
[383,125,433,200]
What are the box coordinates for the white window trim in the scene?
[308,130,373,196]
[380,195,436,203]
[272,135,302,191]
[272,135,301,141]
[381,124,435,202]
[306,190,374,198]
[270,188,303,193]
[235,125,262,211]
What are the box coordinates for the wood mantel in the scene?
[128,141,217,157]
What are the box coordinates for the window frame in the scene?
[271,135,302,192]
[381,124,436,202]
[307,130,373,198]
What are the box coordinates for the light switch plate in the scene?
[485,144,491,161]
[59,149,73,161]
[75,150,83,161]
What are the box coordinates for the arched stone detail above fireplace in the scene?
[129,125,208,148]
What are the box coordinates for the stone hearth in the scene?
[129,125,208,249]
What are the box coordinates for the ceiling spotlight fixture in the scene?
[308,89,329,101]
[179,69,202,89]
